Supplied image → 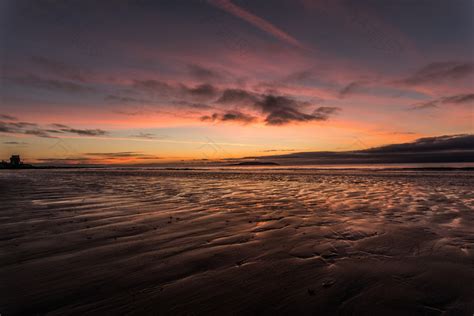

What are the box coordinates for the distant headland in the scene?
[227,161,280,166]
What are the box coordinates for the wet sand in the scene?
[0,169,473,315]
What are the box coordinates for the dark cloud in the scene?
[85,152,161,159]
[261,149,296,152]
[0,121,54,138]
[10,75,95,94]
[86,152,143,157]
[58,128,108,136]
[389,131,417,135]
[50,123,69,129]
[363,134,474,153]
[256,95,339,125]
[312,106,341,119]
[36,151,162,165]
[24,129,54,138]
[442,93,474,104]
[50,123,107,136]
[0,114,18,121]
[0,119,107,138]
[339,81,367,98]
[201,111,257,124]
[411,93,474,110]
[284,70,314,83]
[114,109,148,116]
[130,132,157,139]
[207,89,341,126]
[35,157,93,164]
[45,129,65,133]
[410,100,438,110]
[265,110,313,125]
[106,98,214,111]
[254,134,474,164]
[3,141,28,145]
[187,64,222,81]
[132,79,174,95]
[31,56,86,82]
[6,122,38,129]
[132,80,218,100]
[399,62,474,86]
[256,95,310,125]
[125,81,339,126]
[0,123,15,133]
[172,100,214,110]
[0,121,42,135]
[184,83,218,98]
[216,89,258,104]
[105,95,150,103]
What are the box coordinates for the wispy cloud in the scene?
[85,152,161,159]
[50,124,108,136]
[339,80,369,98]
[105,95,151,104]
[59,128,108,136]
[0,114,18,121]
[3,141,28,145]
[410,93,474,110]
[398,62,474,86]
[208,0,305,48]
[131,80,218,100]
[129,132,159,139]
[201,111,258,124]
[0,121,53,138]
[0,119,108,138]
[217,89,258,104]
[261,149,296,152]
[31,56,87,82]
[35,151,162,165]
[187,64,223,81]
[10,74,96,94]
[185,83,218,99]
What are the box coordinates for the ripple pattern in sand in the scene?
[0,169,473,315]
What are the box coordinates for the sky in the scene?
[0,0,473,164]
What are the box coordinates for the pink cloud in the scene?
[208,0,305,49]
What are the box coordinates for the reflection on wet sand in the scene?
[0,169,473,315]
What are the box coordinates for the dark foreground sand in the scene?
[0,169,473,315]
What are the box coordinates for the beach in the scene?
[1,168,473,315]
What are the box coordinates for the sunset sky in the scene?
[0,0,473,164]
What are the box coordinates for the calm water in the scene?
[0,169,473,314]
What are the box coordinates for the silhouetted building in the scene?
[10,155,21,166]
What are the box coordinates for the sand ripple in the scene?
[0,169,473,315]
